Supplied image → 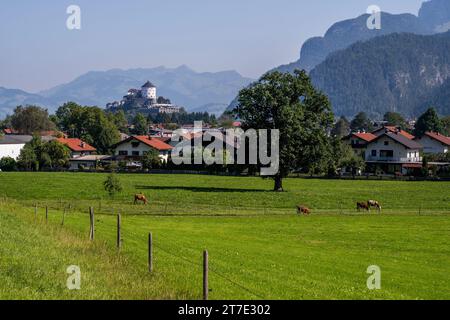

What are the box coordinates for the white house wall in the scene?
[115,140,169,161]
[415,136,448,154]
[0,144,25,160]
[365,136,420,162]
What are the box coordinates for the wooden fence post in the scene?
[89,207,95,241]
[45,206,48,223]
[61,207,66,226]
[117,212,121,249]
[203,250,209,301]
[148,233,153,272]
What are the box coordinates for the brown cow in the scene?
[368,200,382,212]
[134,194,148,205]
[297,205,311,215]
[357,202,369,212]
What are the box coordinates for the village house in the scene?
[343,132,378,157]
[55,138,103,171]
[56,138,97,158]
[414,132,450,154]
[0,134,59,160]
[0,135,33,160]
[372,126,415,140]
[113,135,173,163]
[364,131,423,175]
[68,155,111,171]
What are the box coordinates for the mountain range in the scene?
[310,31,450,118]
[274,0,450,74]
[2,0,450,119]
[0,66,254,118]
[226,0,450,117]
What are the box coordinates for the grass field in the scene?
[0,172,450,300]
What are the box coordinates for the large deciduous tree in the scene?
[383,112,408,130]
[235,70,334,191]
[17,136,70,171]
[350,112,373,133]
[442,116,450,136]
[132,113,149,135]
[414,107,443,137]
[55,102,120,153]
[331,116,350,138]
[11,105,55,135]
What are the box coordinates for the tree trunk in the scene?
[274,175,284,192]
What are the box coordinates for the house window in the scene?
[371,150,377,157]
[131,142,140,148]
[132,151,140,156]
[380,150,394,158]
[384,141,389,146]
[119,151,128,156]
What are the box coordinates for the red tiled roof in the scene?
[133,136,173,151]
[352,132,377,142]
[372,132,423,150]
[373,126,415,140]
[3,128,16,134]
[56,138,96,152]
[424,132,450,146]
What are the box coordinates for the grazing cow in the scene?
[134,194,148,205]
[357,202,370,212]
[368,200,382,212]
[297,205,311,215]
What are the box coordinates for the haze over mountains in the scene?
[227,0,450,117]
[1,0,450,119]
[274,0,450,74]
[0,66,254,118]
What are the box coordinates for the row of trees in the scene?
[0,103,219,154]
[331,108,450,138]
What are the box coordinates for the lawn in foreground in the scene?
[1,172,449,299]
[0,204,180,300]
[41,207,450,300]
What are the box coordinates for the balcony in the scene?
[366,156,422,163]
[399,157,422,163]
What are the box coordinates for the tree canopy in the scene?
[414,107,443,137]
[331,116,350,138]
[235,70,334,191]
[54,102,120,153]
[350,112,374,133]
[17,136,70,171]
[383,112,408,130]
[11,105,56,135]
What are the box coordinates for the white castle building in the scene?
[107,81,181,115]
[141,81,157,101]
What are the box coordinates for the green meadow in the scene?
[0,172,449,299]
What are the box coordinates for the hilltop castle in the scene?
[106,81,181,115]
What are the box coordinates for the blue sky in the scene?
[0,0,423,92]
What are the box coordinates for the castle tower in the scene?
[141,81,157,102]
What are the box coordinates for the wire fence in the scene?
[0,198,270,299]
[3,196,450,218]
[0,197,449,300]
